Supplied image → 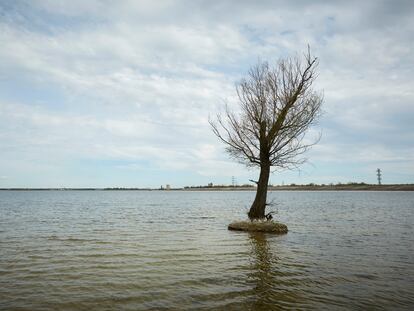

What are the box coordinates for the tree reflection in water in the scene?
[247,232,305,310]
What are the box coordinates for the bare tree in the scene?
[210,49,323,220]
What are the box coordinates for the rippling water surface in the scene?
[1,190,413,310]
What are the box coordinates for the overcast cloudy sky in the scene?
[0,0,413,188]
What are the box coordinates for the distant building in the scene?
[208,182,213,187]
[166,184,171,190]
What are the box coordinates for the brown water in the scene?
[0,190,413,310]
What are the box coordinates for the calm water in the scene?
[0,190,413,310]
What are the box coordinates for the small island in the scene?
[228,220,288,234]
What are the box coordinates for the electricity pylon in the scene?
[376,168,382,185]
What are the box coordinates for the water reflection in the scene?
[249,233,274,281]
[248,232,273,310]
[247,232,305,310]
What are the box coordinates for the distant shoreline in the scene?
[185,184,414,191]
[1,184,413,191]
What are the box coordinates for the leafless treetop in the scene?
[210,49,323,170]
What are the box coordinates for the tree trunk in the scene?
[248,162,270,220]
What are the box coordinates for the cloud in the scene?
[0,0,413,186]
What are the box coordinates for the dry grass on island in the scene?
[228,220,288,234]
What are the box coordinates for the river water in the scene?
[0,190,413,310]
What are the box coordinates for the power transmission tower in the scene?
[231,176,236,187]
[376,168,382,185]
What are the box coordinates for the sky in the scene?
[0,0,413,188]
